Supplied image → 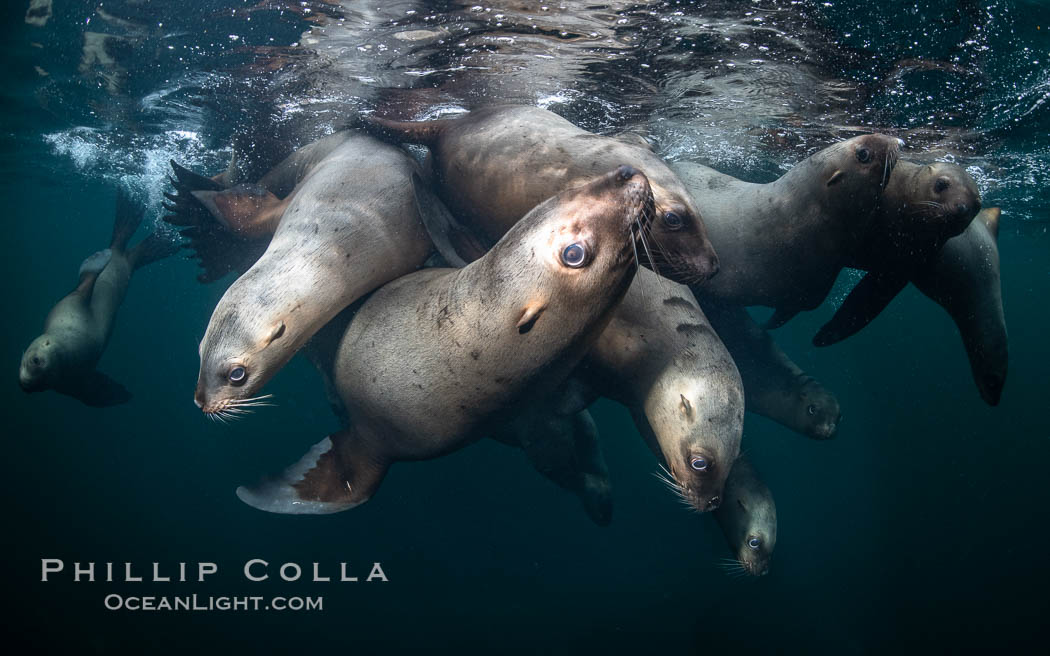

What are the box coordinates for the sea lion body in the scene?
[579,268,745,511]
[191,133,433,416]
[237,166,652,513]
[370,104,720,283]
[714,455,777,576]
[671,134,901,323]
[705,304,841,440]
[19,189,176,406]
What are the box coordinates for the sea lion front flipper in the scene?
[190,184,286,239]
[58,370,132,407]
[763,307,799,330]
[813,272,909,347]
[411,171,491,266]
[236,431,386,515]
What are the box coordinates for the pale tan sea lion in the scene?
[237,166,652,512]
[368,104,720,284]
[705,304,841,440]
[19,189,177,406]
[670,133,902,327]
[714,455,777,577]
[183,132,434,418]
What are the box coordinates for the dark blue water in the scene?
[3,1,1048,653]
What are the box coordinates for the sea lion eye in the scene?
[663,212,684,229]
[934,178,950,193]
[561,243,587,268]
[748,537,762,550]
[228,366,247,385]
[690,456,708,471]
[807,403,817,416]
[856,147,871,163]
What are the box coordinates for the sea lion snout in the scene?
[615,165,640,183]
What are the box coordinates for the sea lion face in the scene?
[194,310,285,417]
[820,133,902,219]
[895,161,981,242]
[793,376,841,439]
[659,373,744,513]
[641,182,720,285]
[732,501,777,576]
[19,336,61,392]
[491,165,655,336]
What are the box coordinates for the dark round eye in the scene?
[31,356,41,366]
[663,212,683,229]
[561,243,587,268]
[747,537,761,550]
[690,457,708,471]
[934,178,950,193]
[807,403,817,416]
[856,147,871,163]
[228,366,247,385]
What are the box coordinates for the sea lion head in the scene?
[817,133,903,221]
[793,375,841,440]
[639,180,720,286]
[193,291,287,417]
[887,160,981,246]
[484,165,655,340]
[653,359,745,513]
[727,493,777,577]
[19,335,62,393]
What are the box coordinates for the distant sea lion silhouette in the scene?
[19,189,177,406]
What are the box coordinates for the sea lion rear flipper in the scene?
[190,184,286,238]
[411,172,491,266]
[763,307,798,330]
[128,230,179,270]
[365,115,454,147]
[236,431,385,515]
[59,370,132,407]
[111,187,145,252]
[170,160,226,192]
[813,272,909,347]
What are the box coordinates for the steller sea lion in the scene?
[367,104,720,284]
[714,454,777,577]
[705,304,841,440]
[670,133,902,327]
[182,132,434,418]
[812,160,982,347]
[19,188,177,406]
[236,166,653,513]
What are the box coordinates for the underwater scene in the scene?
[4,0,1049,652]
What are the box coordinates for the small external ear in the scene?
[264,321,286,346]
[516,303,546,334]
[826,170,844,186]
[679,394,694,418]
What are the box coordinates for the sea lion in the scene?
[368,104,720,284]
[670,133,902,326]
[572,268,745,512]
[714,455,777,577]
[705,304,841,440]
[19,189,177,406]
[237,165,652,513]
[184,132,435,418]
[812,160,982,346]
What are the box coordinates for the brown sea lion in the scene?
[812,160,982,346]
[19,189,177,406]
[670,133,902,327]
[705,304,841,440]
[368,104,720,284]
[237,166,652,512]
[714,455,777,577]
[183,132,434,418]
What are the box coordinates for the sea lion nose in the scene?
[615,165,639,183]
[973,197,982,213]
[706,496,721,511]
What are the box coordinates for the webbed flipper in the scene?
[190,184,286,239]
[763,307,799,330]
[236,431,386,515]
[411,171,491,266]
[813,272,909,347]
[57,370,132,407]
